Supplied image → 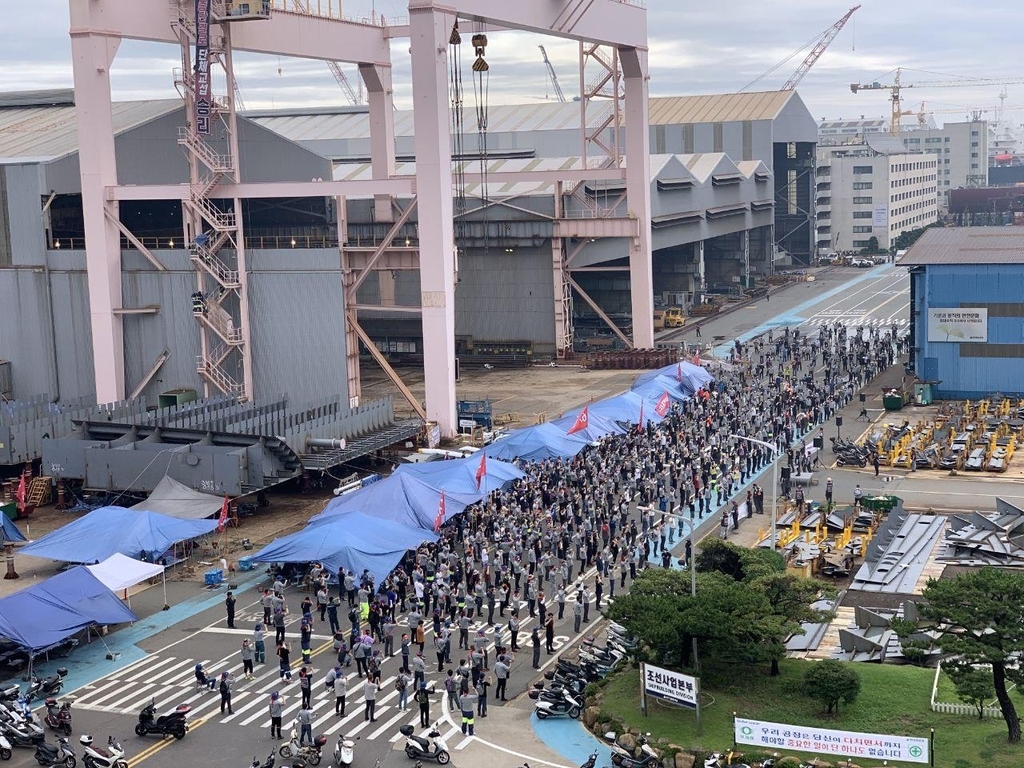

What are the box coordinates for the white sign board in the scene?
[927,307,988,342]
[734,718,929,764]
[641,663,698,709]
[872,204,888,227]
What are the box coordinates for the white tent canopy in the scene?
[131,476,223,520]
[86,553,164,592]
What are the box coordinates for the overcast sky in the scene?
[3,0,1022,127]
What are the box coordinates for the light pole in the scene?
[730,433,780,551]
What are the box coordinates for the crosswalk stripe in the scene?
[456,735,474,750]
[389,714,423,743]
[88,681,156,710]
[367,708,409,740]
[124,655,180,682]
[116,686,166,716]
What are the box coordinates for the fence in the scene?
[929,661,1004,718]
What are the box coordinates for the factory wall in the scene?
[3,163,48,267]
[914,264,1024,399]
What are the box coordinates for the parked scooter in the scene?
[533,689,582,720]
[0,686,19,704]
[703,752,751,768]
[399,723,451,764]
[1,718,46,748]
[333,734,355,768]
[43,699,73,737]
[611,735,660,768]
[0,732,11,760]
[78,736,126,768]
[25,670,68,702]
[277,728,326,765]
[135,699,189,739]
[247,753,275,768]
[33,736,76,768]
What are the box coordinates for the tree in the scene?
[891,224,936,253]
[753,572,835,676]
[803,659,861,715]
[918,568,1024,743]
[696,539,785,582]
[945,662,995,720]
[859,236,880,255]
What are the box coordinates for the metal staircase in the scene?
[172,0,265,401]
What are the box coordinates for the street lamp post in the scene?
[730,433,780,551]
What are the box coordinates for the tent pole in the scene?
[162,569,169,611]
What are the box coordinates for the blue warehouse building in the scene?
[903,227,1024,399]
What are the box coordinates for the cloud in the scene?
[4,0,1022,126]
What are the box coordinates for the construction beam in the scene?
[350,319,427,422]
[413,0,647,49]
[108,178,415,202]
[567,275,632,349]
[353,305,422,314]
[105,210,167,271]
[350,198,419,293]
[462,168,625,185]
[113,306,161,314]
[70,0,392,66]
[128,349,170,400]
[554,217,637,239]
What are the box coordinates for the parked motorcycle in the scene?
[611,735,660,768]
[43,699,73,737]
[79,736,126,768]
[0,687,19,704]
[25,670,68,702]
[33,737,76,768]
[135,699,189,739]
[703,752,750,768]
[0,732,11,760]
[533,689,581,720]
[247,753,275,768]
[1,718,46,748]
[399,723,451,764]
[333,734,355,768]
[277,728,325,765]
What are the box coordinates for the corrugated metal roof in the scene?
[900,227,1024,265]
[865,134,908,155]
[648,91,796,125]
[332,152,759,199]
[0,99,182,162]
[251,90,798,144]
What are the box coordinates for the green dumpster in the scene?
[862,495,900,514]
[883,393,904,411]
[0,502,16,521]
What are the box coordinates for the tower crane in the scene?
[781,5,861,91]
[850,68,1024,136]
[539,45,567,103]
[741,5,860,92]
[326,61,363,106]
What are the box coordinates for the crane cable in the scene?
[471,33,490,252]
[449,22,467,227]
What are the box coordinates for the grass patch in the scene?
[596,659,1024,768]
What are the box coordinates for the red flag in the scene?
[475,453,487,490]
[217,496,230,533]
[434,491,446,533]
[14,474,26,511]
[655,391,671,417]
[567,406,589,435]
[637,401,645,433]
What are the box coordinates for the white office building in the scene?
[901,120,988,206]
[815,135,939,254]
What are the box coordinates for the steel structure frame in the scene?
[68,0,652,437]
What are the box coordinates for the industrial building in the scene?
[904,227,1024,399]
[0,85,817,411]
[901,119,988,206]
[815,135,938,254]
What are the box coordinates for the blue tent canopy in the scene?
[251,511,435,586]
[394,454,525,498]
[550,409,628,441]
[0,567,137,651]
[19,506,219,564]
[561,391,669,429]
[309,473,479,532]
[630,374,690,404]
[483,422,589,462]
[0,514,26,544]
[633,361,713,396]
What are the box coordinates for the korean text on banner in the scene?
[642,663,698,709]
[194,0,212,135]
[734,718,929,764]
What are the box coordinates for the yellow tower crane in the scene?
[850,68,1024,136]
